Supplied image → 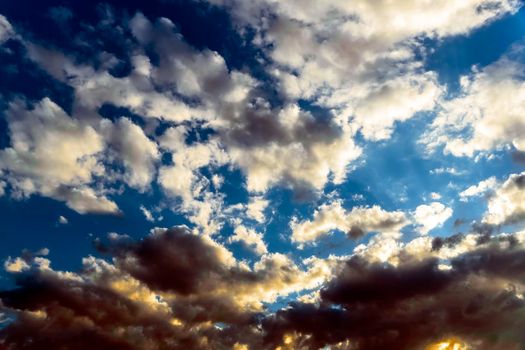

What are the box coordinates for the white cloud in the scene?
[423,46,525,157]
[140,205,154,222]
[291,201,408,245]
[157,127,229,233]
[0,98,119,214]
[53,186,119,215]
[430,192,442,200]
[483,172,525,226]
[228,225,268,255]
[246,196,269,223]
[224,103,362,193]
[0,98,104,188]
[210,0,518,144]
[58,215,68,225]
[459,176,497,201]
[430,167,465,176]
[412,202,453,234]
[101,118,159,191]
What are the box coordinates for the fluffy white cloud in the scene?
[0,98,104,188]
[157,127,229,232]
[228,225,268,255]
[0,98,119,214]
[53,186,120,214]
[101,118,159,191]
[291,200,408,245]
[224,103,361,193]
[423,46,525,156]
[483,172,525,226]
[210,0,518,143]
[15,12,365,219]
[246,196,269,223]
[412,202,453,234]
[459,176,497,201]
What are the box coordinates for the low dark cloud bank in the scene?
[2,230,525,349]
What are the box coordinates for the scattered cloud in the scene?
[459,176,497,201]
[412,202,453,235]
[291,201,408,245]
[228,225,268,255]
[423,45,525,156]
[483,172,525,226]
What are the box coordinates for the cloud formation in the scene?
[263,235,525,350]
[423,45,525,157]
[291,201,408,245]
[1,2,525,350]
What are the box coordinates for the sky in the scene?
[1,0,525,349]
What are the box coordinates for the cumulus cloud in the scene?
[2,229,525,349]
[246,196,269,223]
[0,226,338,349]
[291,201,408,245]
[263,236,525,350]
[140,205,155,222]
[222,102,362,194]
[209,0,519,144]
[1,11,368,223]
[228,225,268,255]
[2,4,525,349]
[101,118,159,191]
[412,202,453,235]
[0,98,119,214]
[459,176,497,201]
[423,45,525,157]
[483,172,525,226]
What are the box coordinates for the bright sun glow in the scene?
[426,338,468,350]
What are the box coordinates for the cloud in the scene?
[0,226,338,349]
[96,226,334,309]
[101,118,159,192]
[140,205,155,222]
[228,225,268,255]
[412,202,453,235]
[2,227,525,349]
[222,103,362,194]
[483,172,525,226]
[58,216,68,225]
[4,257,30,273]
[209,0,519,144]
[423,45,525,157]
[0,98,119,214]
[459,176,497,201]
[246,196,269,223]
[430,167,465,176]
[2,11,367,223]
[263,236,525,349]
[291,201,408,245]
[0,14,14,44]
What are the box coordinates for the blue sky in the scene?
[1,1,525,349]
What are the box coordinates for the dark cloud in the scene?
[263,242,525,350]
[0,267,214,350]
[431,233,464,251]
[512,150,525,165]
[97,226,254,295]
[2,229,525,349]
